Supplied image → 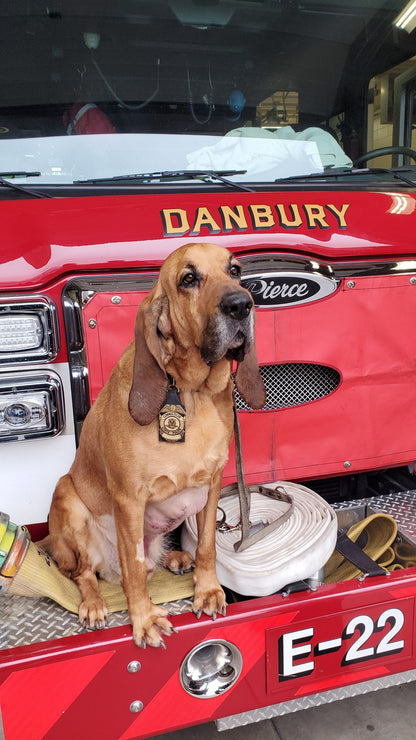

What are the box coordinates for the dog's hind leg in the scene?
[46,473,109,629]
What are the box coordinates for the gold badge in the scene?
[159,385,186,442]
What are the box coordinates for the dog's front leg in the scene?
[192,469,227,619]
[114,501,176,648]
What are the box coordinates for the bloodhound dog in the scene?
[39,242,266,647]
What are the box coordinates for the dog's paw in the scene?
[132,603,178,648]
[162,549,195,575]
[192,585,227,621]
[79,597,109,630]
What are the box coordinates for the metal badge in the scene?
[159,386,186,442]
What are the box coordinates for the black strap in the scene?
[335,530,388,577]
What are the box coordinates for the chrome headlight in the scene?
[0,299,59,363]
[0,372,64,441]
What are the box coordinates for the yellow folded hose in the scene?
[325,513,398,583]
[3,510,416,611]
[394,541,416,568]
[0,514,194,614]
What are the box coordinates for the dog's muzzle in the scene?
[220,291,252,322]
[201,289,254,366]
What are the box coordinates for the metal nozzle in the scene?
[0,512,30,593]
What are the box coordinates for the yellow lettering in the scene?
[161,208,190,236]
[161,202,350,236]
[326,203,350,228]
[190,207,222,235]
[219,204,248,232]
[303,204,329,229]
[275,203,302,228]
[249,204,275,229]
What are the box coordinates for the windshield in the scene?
[2,0,416,186]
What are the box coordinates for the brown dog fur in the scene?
[38,243,265,647]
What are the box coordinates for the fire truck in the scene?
[3,1,416,738]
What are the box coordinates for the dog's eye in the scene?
[230,264,241,279]
[180,272,198,287]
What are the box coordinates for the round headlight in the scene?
[4,403,31,426]
[180,640,243,698]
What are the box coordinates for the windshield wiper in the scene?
[275,167,352,181]
[75,169,255,192]
[368,167,416,187]
[0,173,52,199]
[275,167,416,187]
[0,171,41,178]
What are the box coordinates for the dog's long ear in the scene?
[234,342,266,410]
[128,294,173,425]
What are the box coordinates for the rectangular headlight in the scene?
[0,315,44,352]
[0,299,58,363]
[0,372,64,441]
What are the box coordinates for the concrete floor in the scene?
[154,681,416,739]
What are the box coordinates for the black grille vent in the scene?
[235,363,340,410]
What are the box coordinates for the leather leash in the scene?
[219,395,294,552]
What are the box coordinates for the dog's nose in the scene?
[220,291,252,321]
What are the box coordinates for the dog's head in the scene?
[128,243,266,425]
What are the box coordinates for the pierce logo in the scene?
[242,272,338,307]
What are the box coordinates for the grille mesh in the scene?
[234,363,340,410]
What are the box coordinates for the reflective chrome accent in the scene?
[180,640,243,698]
[240,253,335,277]
[0,371,65,442]
[239,253,416,279]
[0,297,59,364]
[234,363,341,411]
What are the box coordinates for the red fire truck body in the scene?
[3,2,416,738]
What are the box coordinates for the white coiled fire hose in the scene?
[182,482,338,596]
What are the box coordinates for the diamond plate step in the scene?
[2,490,416,651]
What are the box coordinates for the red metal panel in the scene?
[1,572,416,739]
[0,651,114,740]
[82,272,416,482]
[83,292,148,403]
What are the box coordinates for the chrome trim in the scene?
[66,274,158,296]
[0,296,59,364]
[239,253,416,279]
[0,370,65,442]
[240,253,335,277]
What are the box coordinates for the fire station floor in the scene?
[155,680,416,739]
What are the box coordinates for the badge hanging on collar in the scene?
[159,377,186,442]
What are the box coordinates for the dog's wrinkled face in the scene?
[159,242,254,366]
[129,243,265,425]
